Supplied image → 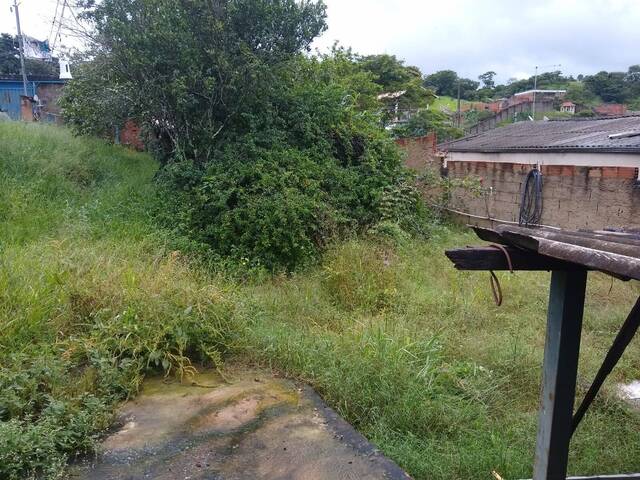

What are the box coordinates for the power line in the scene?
[51,0,67,52]
[48,0,62,45]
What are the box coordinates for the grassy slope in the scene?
[1,123,640,479]
[432,95,467,111]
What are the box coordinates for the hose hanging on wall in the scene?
[518,168,543,226]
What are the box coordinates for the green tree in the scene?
[68,0,327,162]
[565,82,599,106]
[358,54,435,123]
[478,71,496,89]
[625,65,640,100]
[392,109,463,142]
[583,71,627,103]
[0,33,58,76]
[64,0,420,270]
[359,54,421,90]
[424,70,479,99]
[423,70,458,96]
[0,34,20,74]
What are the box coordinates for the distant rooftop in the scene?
[0,74,66,83]
[513,89,567,96]
[441,115,640,154]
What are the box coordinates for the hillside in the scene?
[1,124,640,479]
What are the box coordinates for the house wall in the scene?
[36,83,65,124]
[120,120,145,151]
[466,100,556,135]
[396,133,437,171]
[0,81,66,122]
[445,153,640,230]
[0,81,35,120]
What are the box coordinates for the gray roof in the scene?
[442,115,640,154]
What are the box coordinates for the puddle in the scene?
[69,364,411,480]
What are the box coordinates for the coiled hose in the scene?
[518,168,543,226]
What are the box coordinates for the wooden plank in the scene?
[470,225,508,244]
[534,270,588,480]
[573,230,640,247]
[497,226,640,258]
[498,232,640,281]
[445,246,585,272]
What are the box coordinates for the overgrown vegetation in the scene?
[60,0,432,271]
[2,123,640,479]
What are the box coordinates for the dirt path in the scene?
[69,364,411,479]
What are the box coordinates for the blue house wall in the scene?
[0,78,65,120]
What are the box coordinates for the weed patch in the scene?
[1,124,639,479]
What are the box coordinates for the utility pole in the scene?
[456,81,461,128]
[532,66,538,121]
[12,0,28,96]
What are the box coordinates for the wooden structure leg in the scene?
[534,270,588,480]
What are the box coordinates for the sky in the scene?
[2,0,640,83]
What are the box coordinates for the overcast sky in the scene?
[3,0,640,83]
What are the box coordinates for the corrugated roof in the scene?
[0,74,65,82]
[441,115,640,153]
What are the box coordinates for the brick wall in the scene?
[120,120,145,151]
[396,134,437,171]
[446,160,640,230]
[36,84,64,124]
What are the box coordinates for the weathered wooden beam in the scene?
[445,246,584,271]
[496,225,640,258]
[574,230,640,247]
[497,231,640,281]
[534,270,587,480]
[471,225,508,244]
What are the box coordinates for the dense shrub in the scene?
[62,1,428,271]
[155,55,413,270]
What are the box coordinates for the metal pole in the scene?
[13,0,29,97]
[532,66,538,121]
[533,270,587,480]
[456,81,461,128]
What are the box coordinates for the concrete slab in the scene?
[69,365,411,480]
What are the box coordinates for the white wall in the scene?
[446,151,640,179]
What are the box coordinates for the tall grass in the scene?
[1,123,639,479]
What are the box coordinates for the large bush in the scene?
[156,54,410,270]
[62,1,427,270]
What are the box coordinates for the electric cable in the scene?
[518,168,543,226]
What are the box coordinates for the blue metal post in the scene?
[534,270,588,480]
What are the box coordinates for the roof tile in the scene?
[441,116,640,153]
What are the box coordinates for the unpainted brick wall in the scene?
[36,84,64,124]
[396,134,437,171]
[446,161,640,230]
[120,120,145,151]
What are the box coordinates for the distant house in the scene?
[0,75,67,122]
[511,89,566,104]
[466,90,567,135]
[439,115,640,230]
[560,101,576,114]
